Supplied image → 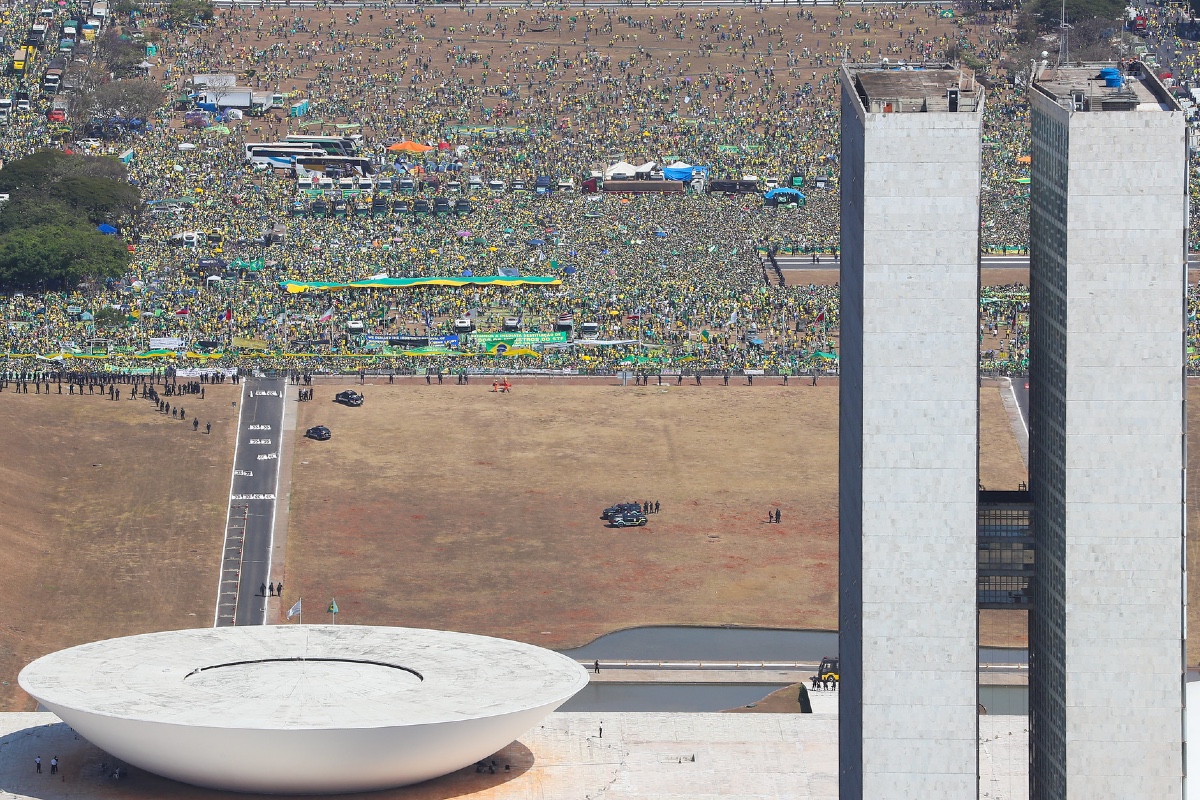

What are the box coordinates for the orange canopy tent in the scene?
[388,141,434,154]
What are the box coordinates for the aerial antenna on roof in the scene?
[1057,0,1071,66]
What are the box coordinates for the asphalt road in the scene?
[1010,375,1030,436]
[215,378,286,627]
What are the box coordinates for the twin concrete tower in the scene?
[838,62,1187,798]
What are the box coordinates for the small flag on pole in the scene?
[328,599,339,614]
[286,599,302,619]
[318,307,334,323]
[815,309,826,323]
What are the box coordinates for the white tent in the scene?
[633,161,657,175]
[604,160,637,180]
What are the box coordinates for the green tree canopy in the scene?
[0,151,135,289]
[0,224,129,289]
[0,150,140,220]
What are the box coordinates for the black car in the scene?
[305,425,332,441]
[611,512,648,528]
[601,502,642,520]
[335,390,364,407]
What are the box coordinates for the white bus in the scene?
[294,154,375,178]
[244,143,323,169]
[283,134,363,155]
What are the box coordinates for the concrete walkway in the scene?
[0,711,1031,800]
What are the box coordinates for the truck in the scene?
[27,24,47,47]
[0,98,13,123]
[10,46,31,75]
[1131,15,1148,36]
[91,0,108,19]
[43,58,64,92]
[82,20,99,41]
[601,179,685,194]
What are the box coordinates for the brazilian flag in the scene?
[700,329,711,342]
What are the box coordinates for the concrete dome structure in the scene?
[19,625,589,794]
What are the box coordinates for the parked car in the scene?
[601,502,642,520]
[334,390,364,407]
[305,425,332,441]
[610,512,648,528]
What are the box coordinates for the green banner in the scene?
[472,331,568,346]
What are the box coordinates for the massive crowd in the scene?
[0,0,1197,375]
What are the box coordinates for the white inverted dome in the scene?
[19,625,589,794]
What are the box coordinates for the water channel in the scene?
[557,627,1029,713]
[559,626,1027,665]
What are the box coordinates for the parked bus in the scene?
[294,154,375,177]
[244,143,323,169]
[283,134,363,155]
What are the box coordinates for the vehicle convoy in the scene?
[334,390,363,407]
[305,425,332,441]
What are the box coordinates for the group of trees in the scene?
[1009,0,1127,66]
[0,151,137,289]
[111,0,213,24]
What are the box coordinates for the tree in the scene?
[92,80,165,121]
[1023,0,1123,31]
[164,0,214,25]
[93,29,145,77]
[201,74,237,107]
[0,151,138,220]
[0,224,129,289]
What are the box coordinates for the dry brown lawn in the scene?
[285,381,1030,650]
[979,385,1026,493]
[0,385,240,711]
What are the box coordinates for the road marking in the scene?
[257,453,278,460]
[234,469,254,477]
[213,385,247,627]
[249,439,272,445]
[1008,380,1029,439]
[248,424,272,430]
[233,494,277,500]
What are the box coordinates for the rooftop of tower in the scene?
[1031,61,1179,112]
[843,64,983,113]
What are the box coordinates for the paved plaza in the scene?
[0,711,1032,800]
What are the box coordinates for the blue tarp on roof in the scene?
[764,187,806,201]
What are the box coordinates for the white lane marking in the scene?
[263,381,288,625]
[1008,380,1029,439]
[214,381,248,627]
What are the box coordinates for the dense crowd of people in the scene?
[0,0,1197,375]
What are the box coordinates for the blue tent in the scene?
[97,224,118,235]
[764,187,806,201]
